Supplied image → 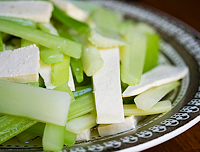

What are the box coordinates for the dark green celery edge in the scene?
[0,32,3,52]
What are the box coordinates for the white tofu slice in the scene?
[122,65,189,97]
[93,48,125,124]
[52,0,88,22]
[39,62,75,91]
[76,129,90,141]
[0,44,39,83]
[98,115,137,137]
[0,1,53,23]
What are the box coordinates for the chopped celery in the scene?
[0,32,3,52]
[0,19,82,58]
[73,85,93,98]
[81,43,103,76]
[16,130,37,143]
[66,113,97,133]
[64,130,77,146]
[21,39,35,47]
[52,4,90,34]
[40,47,64,64]
[120,25,147,85]
[0,16,36,28]
[27,122,45,137]
[136,23,160,73]
[68,92,95,120]
[0,80,71,126]
[0,115,37,144]
[37,23,59,36]
[51,55,70,86]
[124,100,172,116]
[43,123,65,151]
[134,81,180,110]
[71,58,84,83]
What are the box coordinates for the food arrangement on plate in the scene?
[0,0,199,151]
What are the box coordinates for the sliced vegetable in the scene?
[16,130,37,143]
[124,100,172,116]
[0,32,3,52]
[64,130,77,146]
[0,18,82,58]
[37,22,59,36]
[73,85,92,97]
[71,58,84,83]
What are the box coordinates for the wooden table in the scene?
[124,0,200,151]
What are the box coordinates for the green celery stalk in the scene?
[0,80,71,126]
[40,47,64,64]
[16,130,37,143]
[27,122,45,137]
[51,55,70,86]
[0,32,3,52]
[136,23,160,73]
[134,81,180,110]
[21,39,35,47]
[81,43,103,76]
[43,123,65,151]
[37,22,59,36]
[120,25,147,85]
[66,113,97,133]
[68,92,95,120]
[73,85,92,98]
[124,100,172,116]
[64,130,77,146]
[71,58,84,83]
[52,3,90,34]
[0,16,36,28]
[0,115,37,144]
[0,18,82,59]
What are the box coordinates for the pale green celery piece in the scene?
[73,85,92,98]
[64,130,77,146]
[71,58,84,83]
[120,25,147,85]
[40,47,64,64]
[25,82,39,87]
[27,122,45,137]
[124,100,172,116]
[81,43,103,76]
[21,39,35,47]
[68,92,95,121]
[119,20,135,36]
[0,19,82,59]
[51,55,70,86]
[37,23,59,36]
[16,130,37,143]
[0,16,36,28]
[43,123,65,151]
[0,79,71,126]
[0,115,37,144]
[54,82,75,103]
[0,32,3,52]
[135,23,160,73]
[134,81,180,110]
[66,113,97,133]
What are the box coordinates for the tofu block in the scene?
[122,65,189,97]
[76,129,90,141]
[93,48,124,124]
[52,0,88,22]
[98,115,137,137]
[0,44,40,83]
[0,1,53,23]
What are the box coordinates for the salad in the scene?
[0,0,188,151]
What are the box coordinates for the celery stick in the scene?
[27,122,45,137]
[51,55,70,86]
[73,85,92,98]
[0,115,37,144]
[43,123,65,151]
[136,23,160,73]
[0,80,71,126]
[21,39,35,47]
[81,43,103,76]
[68,92,95,120]
[16,130,37,143]
[0,19,82,58]
[37,23,59,36]
[134,81,180,110]
[120,25,147,85]
[124,100,172,116]
[54,82,75,103]
[0,32,3,52]
[66,113,97,133]
[0,16,36,28]
[64,130,77,146]
[71,58,84,83]
[52,4,90,34]
[40,47,64,64]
